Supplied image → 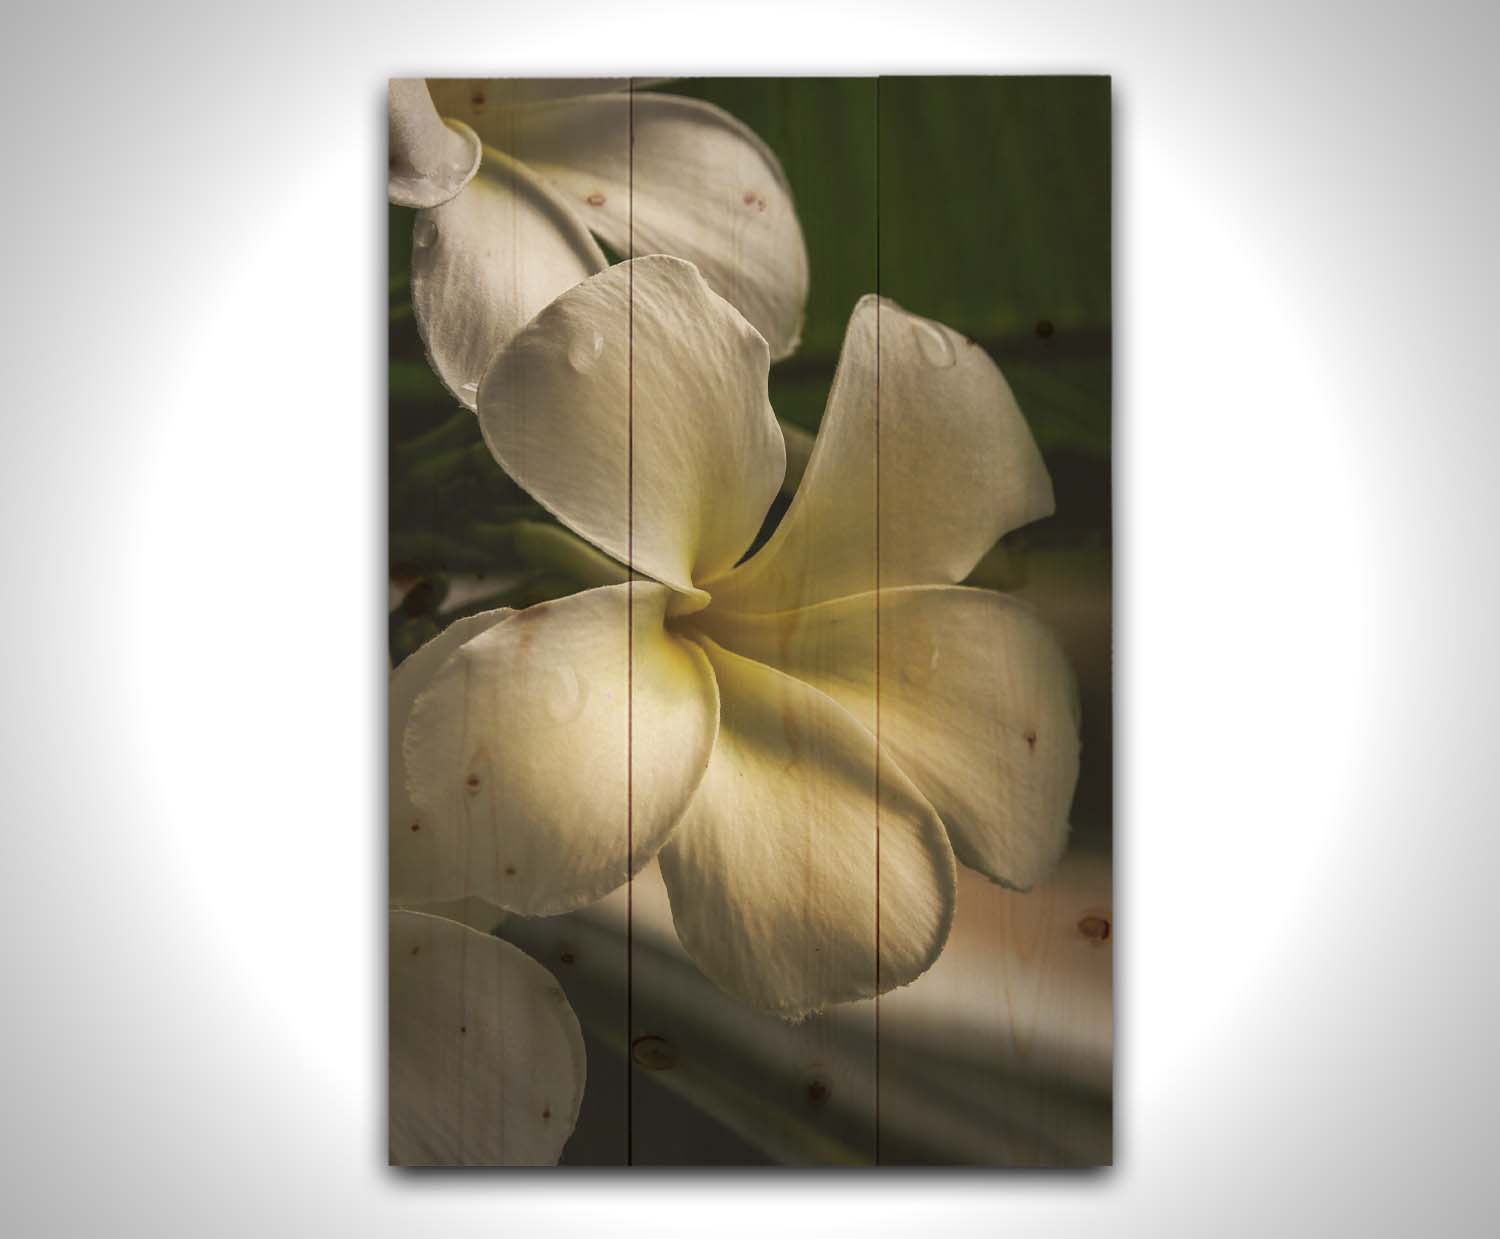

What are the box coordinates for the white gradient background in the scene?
[0,0,1495,1232]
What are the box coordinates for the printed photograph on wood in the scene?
[388,76,1111,1166]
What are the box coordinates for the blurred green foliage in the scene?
[667,77,1111,457]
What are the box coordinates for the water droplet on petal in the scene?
[413,216,438,248]
[901,643,940,686]
[913,320,956,368]
[567,331,605,373]
[546,664,589,723]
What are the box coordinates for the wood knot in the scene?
[1077,913,1111,943]
[631,1035,678,1072]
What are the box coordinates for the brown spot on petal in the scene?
[742,189,766,212]
[1024,729,1038,750]
[1077,913,1111,943]
[465,775,481,791]
[586,191,606,207]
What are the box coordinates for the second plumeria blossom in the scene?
[395,257,1080,1017]
[389,79,808,410]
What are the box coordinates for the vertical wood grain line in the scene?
[625,77,636,1168]
[872,74,882,1167]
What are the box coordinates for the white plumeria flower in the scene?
[388,910,586,1165]
[394,257,1080,1018]
[389,620,586,1166]
[389,78,809,409]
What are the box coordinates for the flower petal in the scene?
[697,586,1080,890]
[388,79,481,209]
[390,910,585,1165]
[707,296,1055,613]
[477,257,783,603]
[658,636,955,1017]
[412,149,607,410]
[390,609,513,908]
[403,582,719,915]
[436,90,808,359]
[427,78,654,113]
